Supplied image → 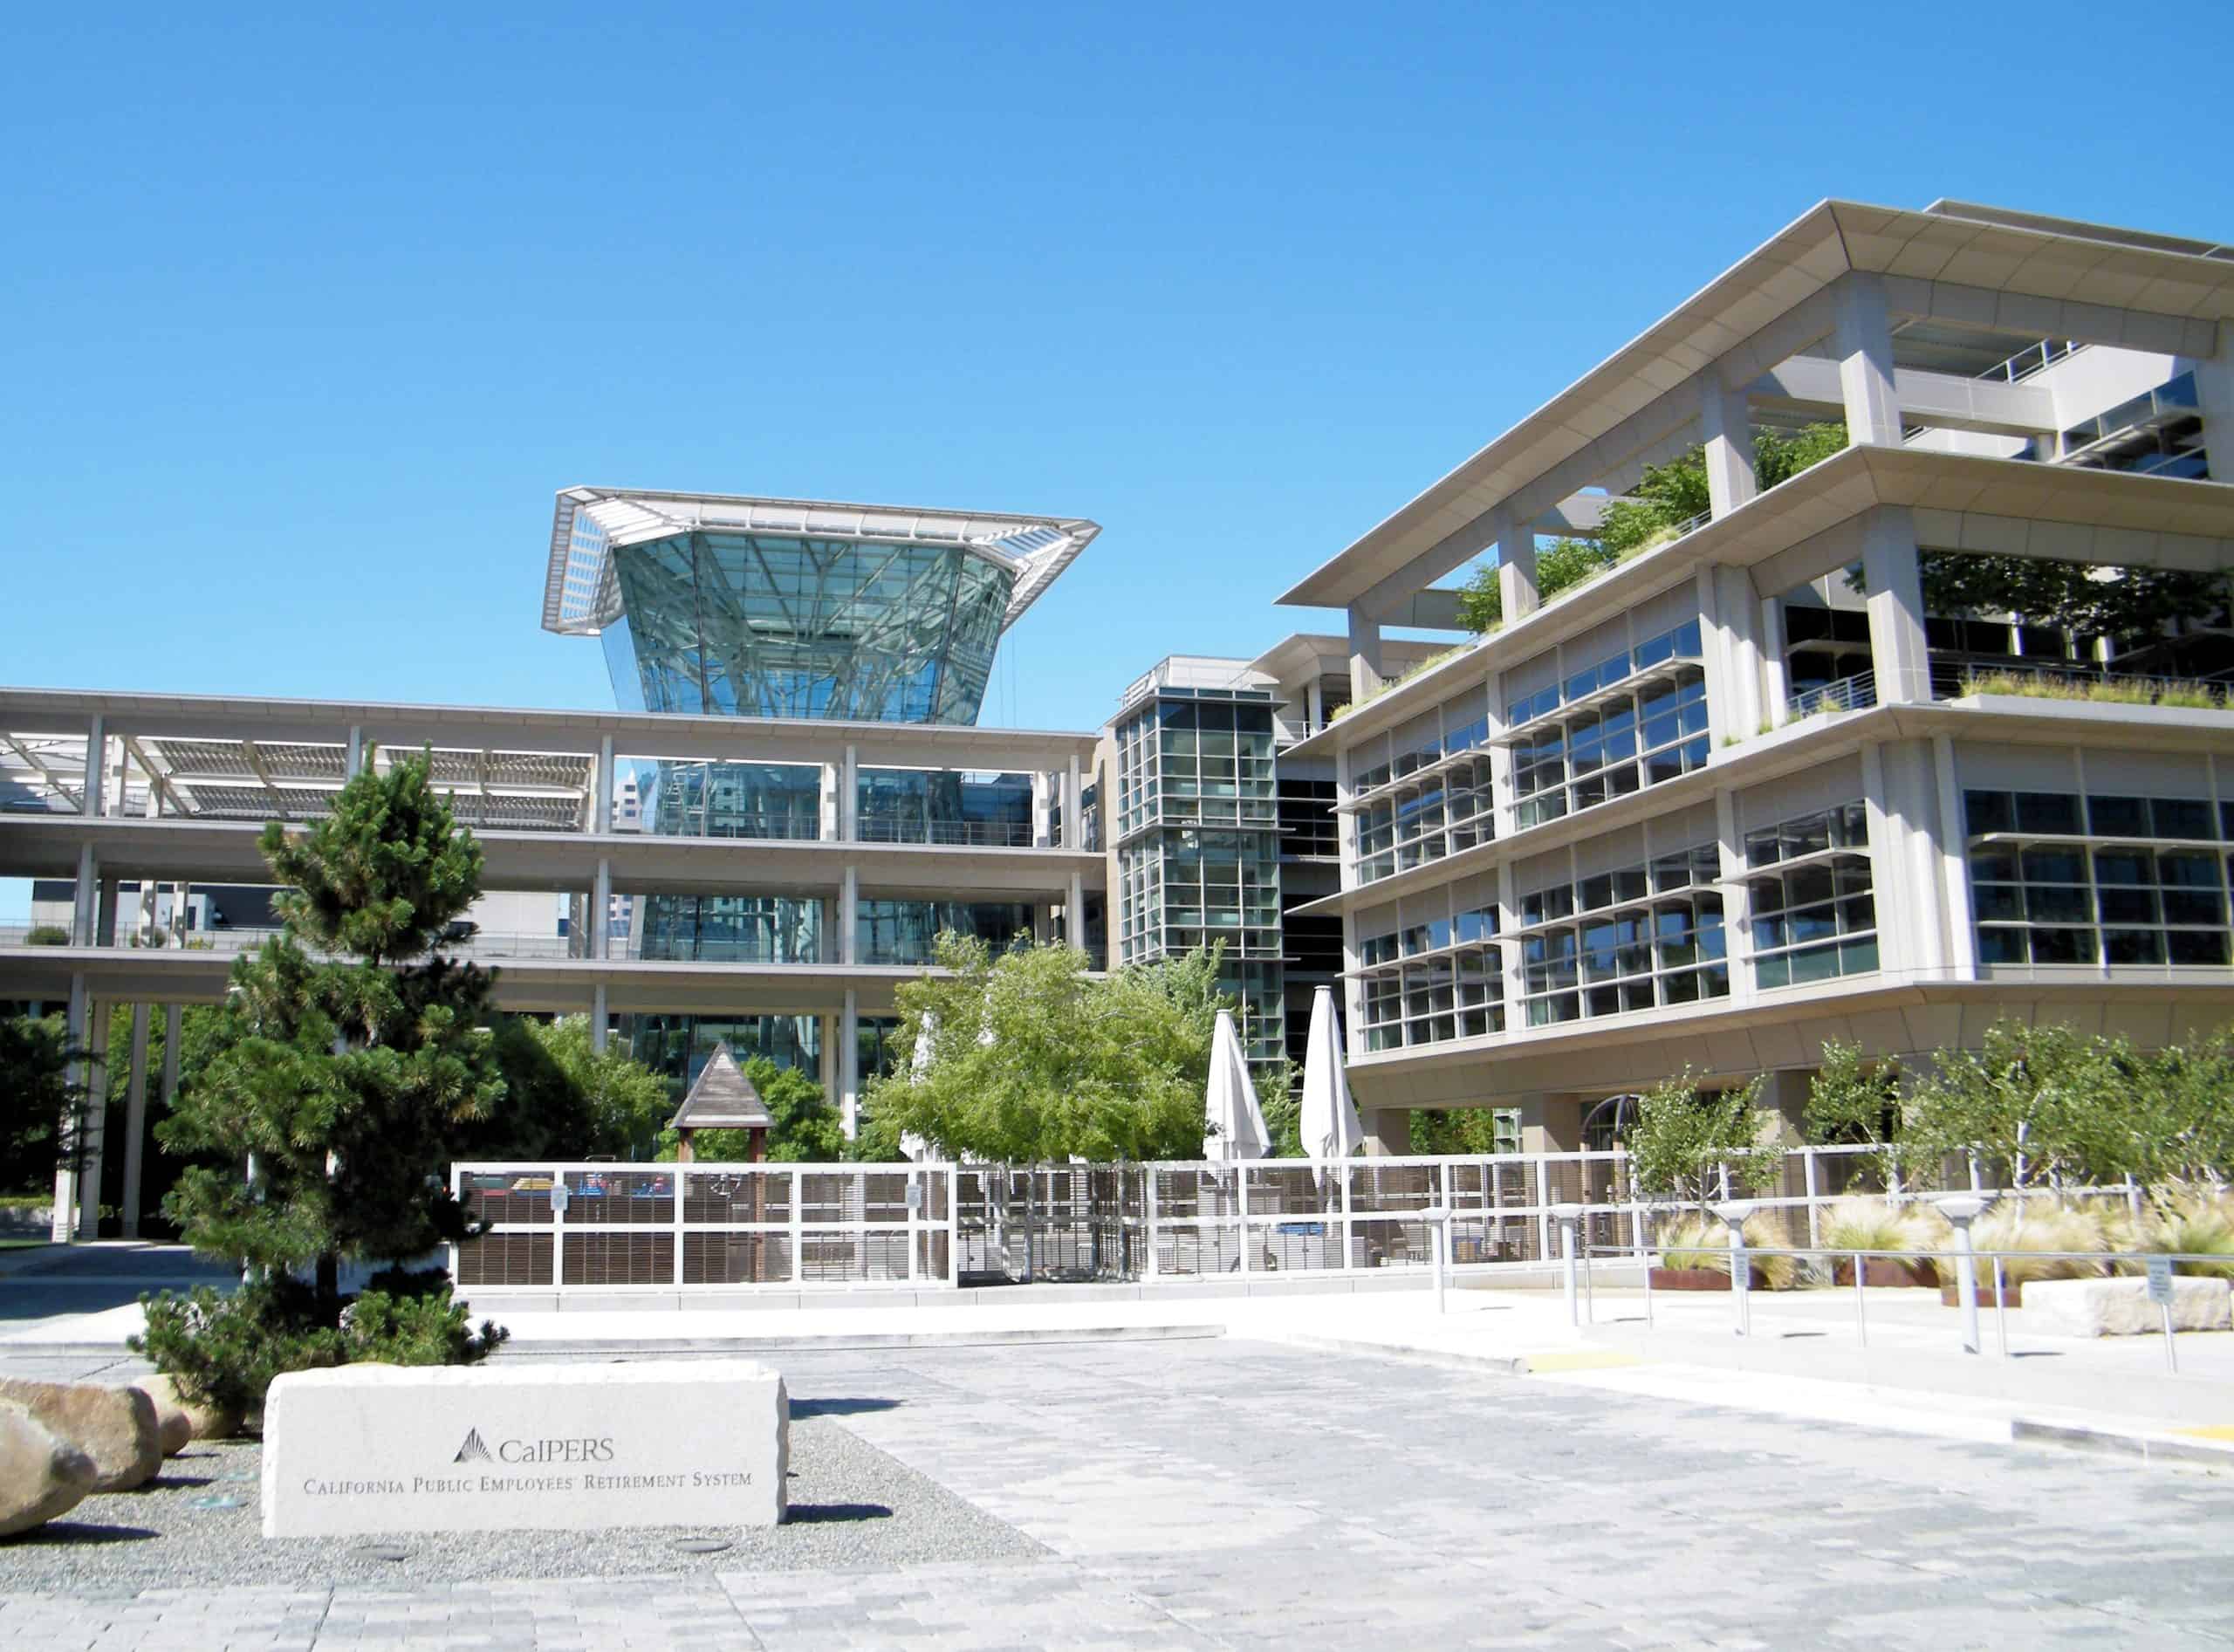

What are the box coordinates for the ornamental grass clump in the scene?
[2118,1184,2234,1278]
[1655,1212,1800,1290]
[1968,1203,2114,1286]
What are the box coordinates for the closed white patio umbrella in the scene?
[1203,1010,1271,1162]
[1299,985,1364,1169]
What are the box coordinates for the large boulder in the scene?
[130,1381,193,1457]
[0,1378,161,1492]
[133,1375,240,1449]
[0,1401,98,1535]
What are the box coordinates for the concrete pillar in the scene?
[169,881,191,944]
[839,867,859,964]
[346,725,366,778]
[1347,603,1385,703]
[161,1004,182,1107]
[1759,595,1790,729]
[1305,678,1324,737]
[592,858,612,961]
[839,744,859,841]
[839,988,860,1141]
[818,1011,841,1116]
[97,879,120,948]
[591,984,608,1054]
[1517,1093,1578,1155]
[82,716,104,818]
[1361,1107,1409,1157]
[1068,870,1086,955]
[1031,771,1053,848]
[593,735,613,831]
[819,761,840,841]
[1862,740,1950,977]
[77,998,111,1239]
[1496,522,1539,627]
[51,972,88,1241]
[1700,376,1758,518]
[1933,732,1977,979]
[1833,273,1904,446]
[2194,326,2234,476]
[72,843,97,946]
[1860,507,1931,705]
[1716,791,1756,1003]
[120,1004,150,1238]
[1065,753,1083,848]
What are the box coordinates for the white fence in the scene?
[449,1145,2146,1298]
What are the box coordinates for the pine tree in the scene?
[147,752,507,1369]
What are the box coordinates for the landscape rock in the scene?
[2021,1274,2232,1337]
[130,1382,193,1457]
[0,1400,98,1535]
[0,1379,161,1492]
[133,1374,242,1446]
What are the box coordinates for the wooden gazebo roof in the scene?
[667,1043,774,1132]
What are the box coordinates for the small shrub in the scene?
[132,1280,345,1422]
[1819,1197,1914,1254]
[1969,1203,2113,1285]
[343,1278,509,1366]
[1656,1212,1799,1290]
[2114,1185,2234,1279]
[23,925,70,946]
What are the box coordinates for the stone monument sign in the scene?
[262,1360,787,1538]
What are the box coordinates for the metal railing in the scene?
[0,927,600,961]
[449,1162,958,1293]
[1785,671,1877,719]
[442,1145,2163,1300]
[856,815,1037,849]
[1575,1230,2223,1372]
[1977,338,2080,385]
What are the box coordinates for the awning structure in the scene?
[668,1043,776,1135]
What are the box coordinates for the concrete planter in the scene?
[1650,1265,1771,1292]
[1832,1258,1936,1289]
[2021,1275,2232,1337]
[1940,1278,2018,1309]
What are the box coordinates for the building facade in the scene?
[1271,199,2234,1153]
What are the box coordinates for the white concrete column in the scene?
[1496,521,1539,627]
[1334,743,1362,895]
[1833,273,1904,446]
[76,998,111,1239]
[1861,741,1950,978]
[840,744,860,841]
[120,1004,150,1238]
[1695,566,1737,744]
[592,735,613,831]
[1031,771,1053,848]
[169,881,191,944]
[1860,507,1931,704]
[818,1011,840,1118]
[590,984,608,1054]
[72,842,97,946]
[1064,754,1083,848]
[1933,732,1977,979]
[1713,565,1766,740]
[839,867,859,964]
[346,725,366,778]
[1715,790,1756,1003]
[161,1004,182,1107]
[1347,604,1386,703]
[1361,1107,1409,1157]
[1496,860,1525,1020]
[1305,678,1324,737]
[2194,326,2234,475]
[1700,376,1758,518]
[1758,595,1790,729]
[839,988,860,1141]
[1068,870,1086,955]
[50,972,89,1241]
[819,761,840,841]
[592,858,612,960]
[97,879,120,948]
[82,716,104,818]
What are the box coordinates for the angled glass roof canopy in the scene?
[541,488,1100,726]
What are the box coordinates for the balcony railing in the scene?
[1785,672,1877,719]
[1977,338,2080,385]
[856,815,1036,849]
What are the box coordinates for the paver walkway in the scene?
[5,1337,2234,1647]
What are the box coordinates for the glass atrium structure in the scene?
[542,488,1100,1091]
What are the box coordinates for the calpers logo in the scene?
[453,1427,495,1464]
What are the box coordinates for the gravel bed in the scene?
[0,1414,1041,1591]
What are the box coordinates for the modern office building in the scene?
[1270,198,2234,1154]
[1104,636,1442,1072]
[3,489,1107,1237]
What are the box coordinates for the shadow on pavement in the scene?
[785,1503,894,1523]
[0,1244,236,1322]
[791,1397,904,1418]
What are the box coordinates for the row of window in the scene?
[1355,757,1496,883]
[1114,696,1278,840]
[1506,619,1705,729]
[1964,789,2226,843]
[1360,948,1504,1051]
[1511,668,1710,830]
[1514,840,1728,1027]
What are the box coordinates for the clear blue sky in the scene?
[7,2,2232,736]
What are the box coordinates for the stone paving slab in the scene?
[5,1338,2234,1648]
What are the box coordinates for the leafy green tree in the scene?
[148,751,506,1328]
[1901,1017,2141,1189]
[510,1014,670,1160]
[1598,452,1712,558]
[863,936,1224,1161]
[2131,1027,2234,1184]
[1621,1070,1777,1205]
[1457,538,1620,633]
[1803,1040,1902,1147]
[1753,422,1848,490]
[0,1013,79,1194]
